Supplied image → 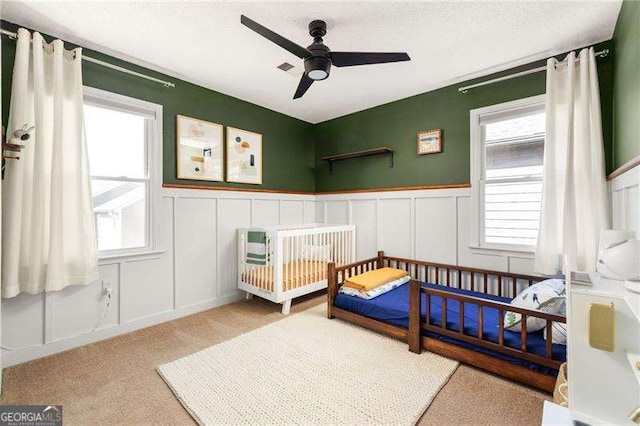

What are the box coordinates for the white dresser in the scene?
[565,274,640,424]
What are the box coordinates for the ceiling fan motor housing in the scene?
[305,20,331,80]
[304,43,331,80]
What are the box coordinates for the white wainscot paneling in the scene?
[252,199,279,226]
[121,255,174,322]
[350,199,377,259]
[303,201,317,223]
[457,196,508,272]
[415,197,456,264]
[50,264,119,341]
[314,201,325,223]
[120,196,174,321]
[280,200,304,225]
[623,184,639,234]
[611,164,640,236]
[1,187,316,367]
[325,200,349,224]
[174,197,217,309]
[2,293,45,349]
[217,198,251,298]
[508,257,536,276]
[378,198,412,259]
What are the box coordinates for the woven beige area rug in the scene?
[157,304,458,425]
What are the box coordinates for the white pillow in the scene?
[504,278,566,332]
[301,244,332,262]
[339,275,410,299]
[544,322,567,345]
[544,298,567,345]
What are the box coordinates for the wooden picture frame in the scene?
[417,129,442,155]
[176,115,224,181]
[226,127,263,185]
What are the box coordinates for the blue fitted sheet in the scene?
[334,282,566,375]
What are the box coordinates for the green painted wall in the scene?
[613,0,640,169]
[314,42,614,192]
[1,19,618,194]
[0,21,315,193]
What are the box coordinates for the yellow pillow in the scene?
[343,267,408,292]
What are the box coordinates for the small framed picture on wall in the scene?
[226,127,262,185]
[417,129,442,155]
[176,115,224,181]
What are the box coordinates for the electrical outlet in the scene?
[102,280,112,296]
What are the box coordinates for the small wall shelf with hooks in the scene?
[322,147,394,175]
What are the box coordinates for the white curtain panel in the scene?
[2,29,98,298]
[535,47,609,275]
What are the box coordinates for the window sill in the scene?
[98,249,166,265]
[468,245,535,258]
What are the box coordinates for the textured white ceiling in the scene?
[1,1,622,123]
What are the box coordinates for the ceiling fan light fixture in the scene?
[308,69,328,80]
[304,56,331,81]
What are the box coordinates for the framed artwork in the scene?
[417,129,442,155]
[176,115,224,181]
[226,127,262,185]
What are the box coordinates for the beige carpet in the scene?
[159,304,458,425]
[1,292,549,425]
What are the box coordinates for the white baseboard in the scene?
[2,293,244,368]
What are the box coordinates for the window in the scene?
[83,87,162,257]
[470,95,545,251]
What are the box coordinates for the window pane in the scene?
[485,112,545,142]
[92,179,146,251]
[85,104,146,178]
[485,143,543,179]
[485,111,544,181]
[480,108,545,248]
[483,181,541,247]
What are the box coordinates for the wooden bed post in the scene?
[408,279,422,353]
[327,262,337,319]
[377,250,385,269]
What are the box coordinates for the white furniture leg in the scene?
[245,292,253,300]
[281,299,292,315]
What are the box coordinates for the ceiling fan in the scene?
[240,15,411,99]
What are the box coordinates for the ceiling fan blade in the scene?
[329,52,411,67]
[293,74,314,99]
[241,15,311,59]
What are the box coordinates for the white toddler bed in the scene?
[238,224,356,314]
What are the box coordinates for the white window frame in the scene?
[469,94,545,254]
[83,86,164,262]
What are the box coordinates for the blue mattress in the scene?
[335,282,566,375]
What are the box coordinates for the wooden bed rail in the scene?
[327,251,548,317]
[383,255,542,298]
[409,280,565,369]
[328,251,384,319]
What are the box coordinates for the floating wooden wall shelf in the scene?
[322,147,394,175]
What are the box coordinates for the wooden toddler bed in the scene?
[327,251,566,392]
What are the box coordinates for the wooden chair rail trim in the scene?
[607,153,640,181]
[164,182,472,196]
[315,183,471,195]
[420,285,566,323]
